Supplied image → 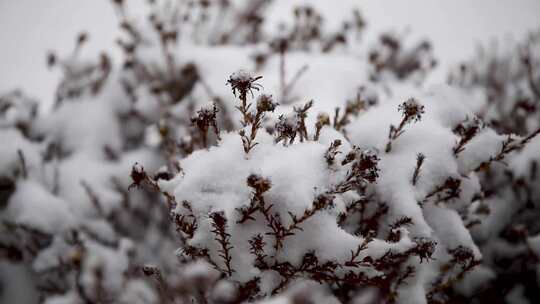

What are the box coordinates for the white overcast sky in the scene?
[1,0,539,105]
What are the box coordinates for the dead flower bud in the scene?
[47,52,56,68]
[274,114,298,144]
[334,148,380,193]
[315,112,331,140]
[398,98,425,124]
[453,117,483,155]
[342,147,378,167]
[270,35,289,54]
[442,177,461,199]
[316,112,331,127]
[251,49,269,70]
[387,217,414,242]
[142,265,160,276]
[191,103,220,147]
[256,94,277,112]
[77,32,88,45]
[153,166,173,181]
[386,98,425,152]
[191,103,219,127]
[325,139,342,166]
[210,211,229,234]
[227,70,263,98]
[341,148,358,166]
[249,234,267,256]
[353,149,381,183]
[247,174,272,193]
[411,237,436,263]
[448,245,475,266]
[454,117,483,138]
[313,193,335,210]
[129,163,148,190]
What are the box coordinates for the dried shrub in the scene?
[1,1,540,304]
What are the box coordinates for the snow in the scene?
[34,98,122,157]
[81,239,133,296]
[0,262,39,304]
[4,180,74,233]
[163,128,415,288]
[158,79,506,298]
[345,86,490,241]
[181,260,221,288]
[0,129,42,177]
[119,279,158,304]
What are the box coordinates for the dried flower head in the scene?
[411,237,436,263]
[274,114,299,144]
[353,149,381,183]
[191,103,219,129]
[153,166,173,181]
[246,174,272,193]
[324,139,342,166]
[334,148,380,193]
[316,112,331,127]
[453,117,483,155]
[448,245,475,267]
[399,98,425,123]
[441,177,461,200]
[129,163,148,190]
[76,32,88,45]
[191,102,220,147]
[386,98,426,152]
[256,94,277,112]
[314,112,331,141]
[227,70,263,98]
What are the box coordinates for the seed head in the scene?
[316,112,331,126]
[256,94,277,112]
[247,174,272,193]
[191,103,219,129]
[129,163,147,190]
[227,70,263,97]
[398,98,425,123]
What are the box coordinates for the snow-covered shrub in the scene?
[1,0,539,303]
[368,32,436,84]
[130,65,540,302]
[448,30,540,136]
[448,31,540,303]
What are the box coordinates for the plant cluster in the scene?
[446,30,540,302]
[368,32,437,83]
[1,1,539,304]
[130,66,540,303]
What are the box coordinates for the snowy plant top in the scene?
[129,67,540,302]
[0,90,38,129]
[159,128,429,295]
[133,72,528,302]
[229,70,255,83]
[256,94,278,113]
[227,70,263,98]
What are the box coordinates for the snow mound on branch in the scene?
[346,86,501,254]
[161,127,418,292]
